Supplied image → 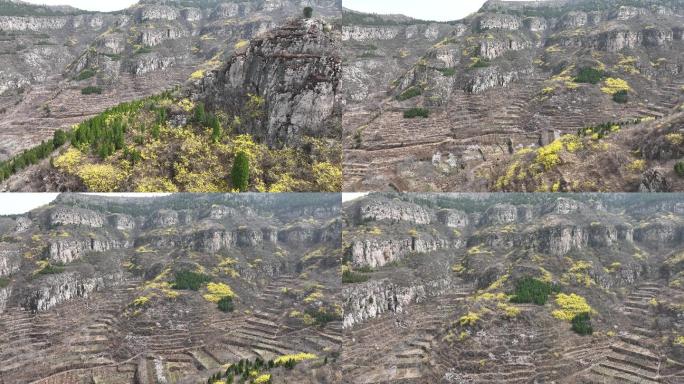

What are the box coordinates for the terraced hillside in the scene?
[0,193,342,383]
[343,0,684,192]
[0,0,342,162]
[1,15,343,193]
[342,193,684,383]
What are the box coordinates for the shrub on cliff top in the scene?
[675,161,684,177]
[574,67,604,84]
[303,7,313,18]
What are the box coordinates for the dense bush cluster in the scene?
[571,312,593,335]
[404,108,430,119]
[342,269,370,284]
[675,161,684,177]
[81,86,102,95]
[574,67,604,84]
[396,87,422,101]
[305,307,342,326]
[172,271,212,291]
[613,90,629,104]
[217,296,235,312]
[231,152,250,192]
[510,277,560,305]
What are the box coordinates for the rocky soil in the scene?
[343,0,684,192]
[0,192,342,383]
[342,192,684,383]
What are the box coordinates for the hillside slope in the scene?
[342,192,684,383]
[0,0,342,162]
[0,16,343,192]
[0,193,342,383]
[343,0,684,192]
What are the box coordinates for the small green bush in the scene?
[571,312,593,335]
[675,161,684,177]
[342,270,370,284]
[404,108,430,119]
[510,277,560,305]
[37,263,65,275]
[437,67,456,77]
[172,271,211,291]
[397,87,422,101]
[134,46,152,55]
[0,277,10,288]
[574,67,604,84]
[217,296,235,312]
[305,307,342,326]
[81,86,102,95]
[613,90,628,103]
[75,69,96,81]
[471,57,491,68]
[303,6,313,18]
[53,129,68,147]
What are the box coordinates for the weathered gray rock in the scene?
[21,271,121,312]
[642,27,673,47]
[478,14,521,31]
[47,237,133,264]
[0,286,10,314]
[559,11,588,28]
[343,278,453,328]
[236,228,263,246]
[108,214,135,230]
[200,19,341,148]
[341,26,400,41]
[483,204,518,225]
[0,244,21,277]
[14,217,32,233]
[140,27,187,46]
[138,5,180,22]
[358,199,431,225]
[437,209,469,229]
[614,6,648,21]
[49,206,105,228]
[546,197,581,215]
[148,210,179,228]
[639,169,671,192]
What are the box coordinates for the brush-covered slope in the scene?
[0,16,342,192]
[0,0,342,163]
[342,193,684,383]
[0,193,342,384]
[343,0,684,192]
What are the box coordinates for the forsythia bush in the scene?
[77,164,126,192]
[601,78,631,95]
[203,282,236,303]
[273,353,317,365]
[552,293,593,321]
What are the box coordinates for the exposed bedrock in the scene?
[20,271,123,312]
[47,238,133,264]
[342,277,454,328]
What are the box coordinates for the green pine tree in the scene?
[231,152,249,192]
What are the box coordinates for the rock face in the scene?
[148,210,179,228]
[109,214,136,230]
[21,272,121,312]
[47,238,132,264]
[343,278,453,328]
[201,19,342,148]
[478,14,521,31]
[358,199,431,225]
[483,204,518,225]
[49,207,105,228]
[437,209,469,228]
[0,244,21,277]
[639,169,671,192]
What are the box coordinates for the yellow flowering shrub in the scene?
[53,148,85,173]
[312,162,342,192]
[254,374,271,384]
[274,353,317,365]
[77,164,127,192]
[459,312,480,326]
[535,139,563,170]
[601,78,631,95]
[203,282,236,303]
[552,293,593,321]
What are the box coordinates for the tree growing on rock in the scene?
[303,7,313,18]
[231,151,250,192]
